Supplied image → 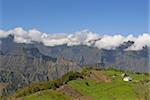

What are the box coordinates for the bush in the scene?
[12,71,83,98]
[81,68,90,77]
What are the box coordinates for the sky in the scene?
[0,0,149,35]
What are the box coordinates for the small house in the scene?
[121,73,128,78]
[123,76,132,81]
[121,73,132,81]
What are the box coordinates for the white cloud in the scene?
[9,27,31,43]
[95,35,125,50]
[67,30,99,46]
[126,34,150,50]
[0,30,10,38]
[0,27,149,51]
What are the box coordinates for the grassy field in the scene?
[5,68,150,100]
[10,90,70,100]
[68,69,149,100]
[69,79,137,100]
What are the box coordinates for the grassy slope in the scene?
[69,79,136,100]
[11,90,69,100]
[6,68,150,100]
[68,69,149,100]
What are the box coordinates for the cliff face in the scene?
[0,35,81,95]
[39,44,148,72]
[0,35,149,95]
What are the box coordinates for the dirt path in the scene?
[88,70,111,83]
[56,85,92,100]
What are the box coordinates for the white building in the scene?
[123,76,132,81]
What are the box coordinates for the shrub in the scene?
[12,71,83,98]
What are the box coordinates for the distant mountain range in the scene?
[0,34,149,96]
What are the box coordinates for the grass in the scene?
[15,90,70,100]
[8,71,82,98]
[68,79,137,100]
[68,69,150,100]
[5,68,150,100]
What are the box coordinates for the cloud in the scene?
[9,27,31,43]
[126,34,150,50]
[67,29,99,46]
[0,27,149,50]
[0,30,10,38]
[95,35,125,50]
[42,34,69,46]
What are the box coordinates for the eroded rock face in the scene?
[0,36,81,95]
[0,47,81,95]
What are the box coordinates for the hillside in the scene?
[3,68,149,100]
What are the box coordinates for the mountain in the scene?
[39,40,148,72]
[0,35,149,96]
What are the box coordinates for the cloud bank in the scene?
[0,27,150,50]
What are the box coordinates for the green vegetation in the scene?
[69,79,137,100]
[69,68,150,100]
[16,90,69,100]
[8,71,82,98]
[6,68,150,100]
[133,82,150,100]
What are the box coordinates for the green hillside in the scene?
[3,68,150,100]
[15,90,70,100]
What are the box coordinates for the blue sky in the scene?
[0,0,149,35]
